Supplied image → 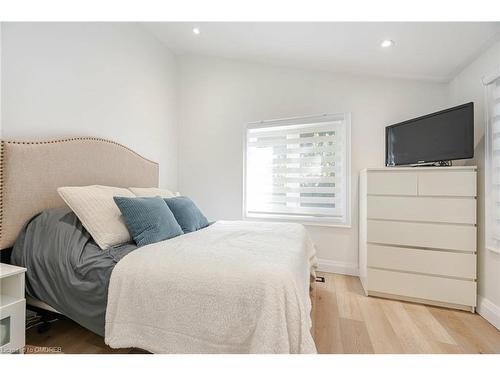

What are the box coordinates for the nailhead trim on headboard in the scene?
[0,137,159,248]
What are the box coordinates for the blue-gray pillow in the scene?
[113,196,183,247]
[164,196,209,233]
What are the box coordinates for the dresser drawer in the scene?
[367,172,417,196]
[418,171,476,197]
[367,220,476,251]
[367,196,476,224]
[367,244,476,279]
[367,268,477,307]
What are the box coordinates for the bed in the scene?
[0,138,318,354]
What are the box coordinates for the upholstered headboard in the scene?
[0,138,159,250]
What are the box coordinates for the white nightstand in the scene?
[0,263,26,354]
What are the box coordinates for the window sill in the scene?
[243,215,352,229]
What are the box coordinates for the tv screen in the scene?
[386,103,474,166]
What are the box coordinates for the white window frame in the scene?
[484,67,500,254]
[242,113,351,227]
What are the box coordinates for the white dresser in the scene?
[359,167,477,312]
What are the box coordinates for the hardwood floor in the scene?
[313,272,500,354]
[25,318,142,354]
[25,272,500,354]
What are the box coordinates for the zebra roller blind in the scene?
[244,114,351,224]
[486,73,500,253]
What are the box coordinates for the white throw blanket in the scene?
[105,220,318,353]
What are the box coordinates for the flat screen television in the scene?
[385,102,474,166]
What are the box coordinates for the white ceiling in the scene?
[143,22,500,82]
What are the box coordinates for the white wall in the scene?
[1,22,178,190]
[448,39,500,326]
[178,55,448,271]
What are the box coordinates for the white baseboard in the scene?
[477,295,500,330]
[317,258,359,276]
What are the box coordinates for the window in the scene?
[485,69,500,253]
[244,114,351,225]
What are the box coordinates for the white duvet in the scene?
[105,220,318,354]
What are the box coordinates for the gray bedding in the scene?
[11,207,137,336]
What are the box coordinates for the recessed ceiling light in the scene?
[381,39,395,48]
[192,27,201,35]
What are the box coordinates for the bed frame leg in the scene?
[27,306,59,334]
[36,310,59,334]
[37,320,52,334]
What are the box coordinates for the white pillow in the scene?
[57,185,135,250]
[129,187,178,198]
